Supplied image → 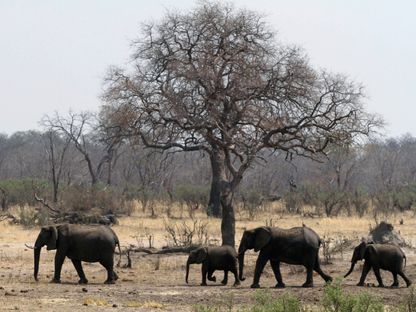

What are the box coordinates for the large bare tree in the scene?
[102,2,380,246]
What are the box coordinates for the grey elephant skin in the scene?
[33,223,121,284]
[344,241,412,287]
[238,226,332,288]
[186,246,240,286]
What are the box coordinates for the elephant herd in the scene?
[29,223,412,289]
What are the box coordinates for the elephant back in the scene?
[271,226,321,249]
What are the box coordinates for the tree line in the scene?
[1,125,415,219]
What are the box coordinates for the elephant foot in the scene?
[302,282,313,288]
[275,283,285,288]
[325,276,333,283]
[50,278,61,284]
[390,284,398,288]
[200,282,207,286]
[250,283,260,289]
[208,276,216,282]
[78,278,88,285]
[377,284,385,288]
[221,280,228,285]
[233,281,240,286]
[407,281,412,288]
[357,282,364,287]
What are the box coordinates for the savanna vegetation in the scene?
[1,2,415,311]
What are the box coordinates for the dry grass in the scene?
[2,203,416,311]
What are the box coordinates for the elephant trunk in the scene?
[34,247,41,281]
[344,261,356,278]
[185,259,190,284]
[238,244,246,281]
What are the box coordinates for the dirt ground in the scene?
[1,211,416,311]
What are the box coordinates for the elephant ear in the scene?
[195,247,208,263]
[46,226,58,250]
[254,227,271,252]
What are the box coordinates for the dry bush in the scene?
[164,219,209,247]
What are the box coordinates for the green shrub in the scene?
[322,278,383,312]
[174,184,209,217]
[250,290,304,312]
[0,178,50,207]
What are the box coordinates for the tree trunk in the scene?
[220,184,236,247]
[208,150,224,217]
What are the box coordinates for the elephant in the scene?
[31,223,121,284]
[186,246,240,286]
[238,226,332,288]
[344,240,411,287]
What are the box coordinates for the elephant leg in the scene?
[302,266,314,288]
[230,266,240,286]
[251,254,268,288]
[100,258,116,284]
[270,260,285,288]
[398,271,412,287]
[302,255,316,288]
[391,272,399,287]
[52,251,66,283]
[201,263,208,286]
[314,255,332,282]
[207,268,216,282]
[221,270,228,285]
[71,259,88,284]
[357,262,371,286]
[373,267,384,287]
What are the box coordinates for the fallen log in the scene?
[117,245,201,268]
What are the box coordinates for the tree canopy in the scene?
[102,1,381,246]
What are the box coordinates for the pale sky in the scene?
[1,0,415,137]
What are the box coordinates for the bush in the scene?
[174,184,209,217]
[0,178,50,208]
[322,278,383,312]
[17,206,49,226]
[164,219,209,247]
[241,190,264,219]
[250,291,304,312]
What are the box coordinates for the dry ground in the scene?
[1,207,416,311]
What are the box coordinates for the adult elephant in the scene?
[31,223,121,284]
[238,226,332,288]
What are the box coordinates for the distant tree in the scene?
[102,2,381,246]
[41,130,71,203]
[43,112,122,186]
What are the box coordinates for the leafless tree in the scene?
[103,2,379,245]
[41,130,71,203]
[43,112,122,186]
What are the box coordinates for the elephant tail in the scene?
[114,236,122,267]
[117,241,122,267]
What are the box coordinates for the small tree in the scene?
[102,2,381,246]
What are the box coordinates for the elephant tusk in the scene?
[25,243,35,249]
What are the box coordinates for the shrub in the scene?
[250,290,304,312]
[322,278,383,312]
[0,178,49,208]
[17,206,49,226]
[174,184,209,217]
[164,219,209,247]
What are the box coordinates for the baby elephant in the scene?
[185,246,240,286]
[344,240,411,288]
